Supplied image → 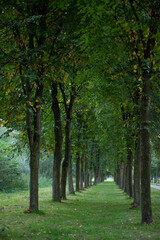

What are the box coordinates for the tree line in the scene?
[0,0,160,225]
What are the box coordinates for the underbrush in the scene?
[0,174,52,193]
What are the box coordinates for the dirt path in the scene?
[151,185,160,190]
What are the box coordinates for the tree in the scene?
[0,0,50,212]
[78,0,160,223]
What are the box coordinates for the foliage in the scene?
[0,126,26,191]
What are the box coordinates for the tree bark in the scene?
[94,167,99,185]
[84,153,89,188]
[80,153,84,190]
[126,148,132,198]
[29,107,42,211]
[89,169,92,187]
[124,164,127,193]
[140,71,152,224]
[52,82,63,202]
[60,91,75,199]
[61,117,72,199]
[133,135,141,206]
[61,119,71,199]
[120,164,124,189]
[94,149,100,185]
[68,156,75,194]
[88,145,94,187]
[26,80,43,212]
[76,151,80,191]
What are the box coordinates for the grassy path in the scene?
[0,181,160,240]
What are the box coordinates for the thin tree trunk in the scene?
[89,145,94,187]
[124,164,127,193]
[155,166,158,184]
[76,151,80,191]
[126,148,132,198]
[121,164,125,190]
[61,118,71,199]
[29,142,40,211]
[84,154,89,188]
[133,135,141,206]
[60,84,75,199]
[120,164,124,189]
[89,169,92,187]
[68,156,75,194]
[117,167,121,187]
[61,161,68,200]
[94,149,100,185]
[94,167,99,185]
[52,82,63,202]
[80,153,84,190]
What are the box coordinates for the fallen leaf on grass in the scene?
[23,209,32,214]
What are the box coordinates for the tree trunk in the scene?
[133,135,141,206]
[29,149,39,211]
[52,82,63,202]
[25,4,45,211]
[61,118,71,199]
[116,167,121,187]
[61,161,68,200]
[26,79,43,212]
[124,164,127,193]
[140,72,152,224]
[155,166,158,184]
[94,149,100,185]
[89,145,94,187]
[53,153,62,202]
[76,151,80,191]
[94,167,99,185]
[68,157,75,194]
[29,144,40,212]
[100,168,104,182]
[84,154,89,188]
[60,85,75,199]
[80,153,84,190]
[89,169,92,187]
[120,164,124,189]
[126,148,132,198]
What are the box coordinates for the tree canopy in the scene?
[0,0,160,224]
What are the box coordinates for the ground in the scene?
[0,181,160,240]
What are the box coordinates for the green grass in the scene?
[0,181,160,240]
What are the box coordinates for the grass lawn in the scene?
[0,181,160,240]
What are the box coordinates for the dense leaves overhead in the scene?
[0,0,160,223]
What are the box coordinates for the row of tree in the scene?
[0,0,160,224]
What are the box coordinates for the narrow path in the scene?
[151,184,160,190]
